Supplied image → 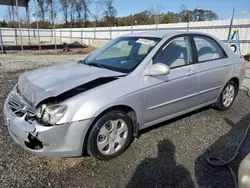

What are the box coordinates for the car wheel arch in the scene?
[218,77,240,96]
[81,105,138,156]
[230,77,239,91]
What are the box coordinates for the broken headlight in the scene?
[36,104,68,125]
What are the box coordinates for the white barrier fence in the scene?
[0,18,250,55]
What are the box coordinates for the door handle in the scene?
[186,70,196,76]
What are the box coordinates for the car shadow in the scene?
[138,106,211,137]
[126,139,195,188]
[195,113,250,188]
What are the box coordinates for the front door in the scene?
[143,36,199,128]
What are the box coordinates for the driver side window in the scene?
[153,36,191,69]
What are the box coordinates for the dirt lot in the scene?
[1,54,250,188]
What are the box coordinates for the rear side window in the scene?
[193,36,226,62]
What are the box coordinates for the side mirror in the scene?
[146,63,170,76]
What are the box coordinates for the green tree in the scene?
[133,11,151,25]
[0,21,8,27]
[162,12,178,23]
[191,9,218,21]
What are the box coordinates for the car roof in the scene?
[123,30,211,39]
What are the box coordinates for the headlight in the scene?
[36,104,68,125]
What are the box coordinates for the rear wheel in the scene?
[215,81,237,111]
[87,110,133,160]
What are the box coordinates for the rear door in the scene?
[143,35,199,127]
[191,35,232,105]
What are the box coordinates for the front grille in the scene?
[7,86,36,117]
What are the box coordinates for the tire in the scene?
[87,110,134,160]
[244,54,250,61]
[215,81,237,111]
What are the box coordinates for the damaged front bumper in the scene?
[3,95,93,157]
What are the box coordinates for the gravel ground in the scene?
[1,54,250,188]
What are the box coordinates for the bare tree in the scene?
[46,0,57,23]
[180,5,187,12]
[149,5,164,25]
[60,0,69,26]
[83,0,92,27]
[4,6,13,22]
[74,0,84,22]
[103,0,117,26]
[37,0,48,22]
[73,0,92,27]
[90,0,105,26]
[68,0,76,26]
[178,4,190,23]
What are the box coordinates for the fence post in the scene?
[0,27,4,54]
[81,27,83,44]
[110,26,112,39]
[70,28,72,42]
[130,14,133,33]
[53,27,57,50]
[28,28,31,45]
[187,12,190,31]
[37,23,41,51]
[60,29,62,43]
[81,27,83,39]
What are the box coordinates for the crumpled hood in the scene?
[18,63,125,106]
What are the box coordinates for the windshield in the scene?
[83,37,160,73]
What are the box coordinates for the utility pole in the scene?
[15,0,23,51]
[109,12,112,39]
[0,27,3,54]
[26,5,31,45]
[130,14,133,33]
[11,5,18,45]
[34,0,41,50]
[51,0,57,50]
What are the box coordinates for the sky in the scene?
[0,0,249,23]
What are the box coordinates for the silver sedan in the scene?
[3,31,245,160]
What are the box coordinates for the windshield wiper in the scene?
[86,62,102,68]
[77,60,85,64]
[86,61,114,71]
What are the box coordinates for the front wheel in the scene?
[87,110,133,160]
[215,81,237,111]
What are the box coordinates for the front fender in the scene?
[72,89,145,127]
